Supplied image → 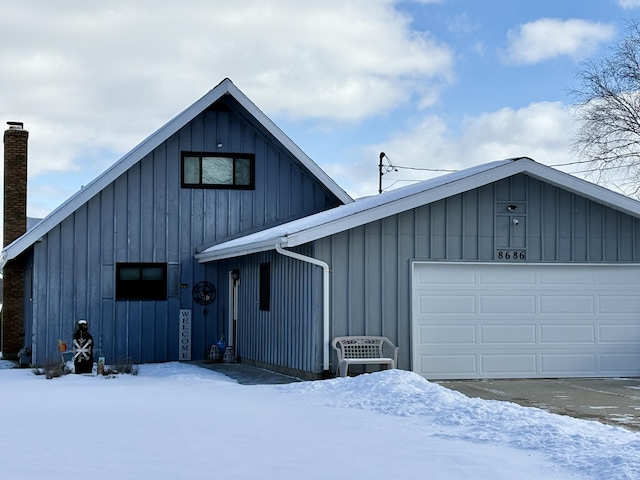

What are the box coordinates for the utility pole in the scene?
[378,152,386,194]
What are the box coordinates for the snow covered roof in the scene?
[195,156,640,263]
[1,78,352,268]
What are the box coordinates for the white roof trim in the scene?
[1,78,352,268]
[195,157,640,263]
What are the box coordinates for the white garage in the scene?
[412,262,640,379]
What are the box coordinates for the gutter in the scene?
[275,244,331,372]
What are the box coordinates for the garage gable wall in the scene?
[315,173,640,371]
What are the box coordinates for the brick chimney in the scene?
[2,121,28,358]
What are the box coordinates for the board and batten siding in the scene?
[314,173,640,372]
[222,245,324,378]
[29,105,341,365]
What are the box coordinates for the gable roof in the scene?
[1,78,352,268]
[195,157,640,263]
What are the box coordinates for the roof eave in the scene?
[224,82,352,205]
[276,158,640,248]
[2,80,235,265]
[519,160,640,218]
[285,159,521,246]
[195,237,285,263]
[193,158,640,263]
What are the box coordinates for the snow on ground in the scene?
[1,360,639,479]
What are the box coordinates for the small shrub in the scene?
[32,359,71,379]
[103,358,139,376]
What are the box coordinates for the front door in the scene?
[228,270,240,354]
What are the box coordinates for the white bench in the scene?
[332,336,399,377]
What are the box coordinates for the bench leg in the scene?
[338,361,348,377]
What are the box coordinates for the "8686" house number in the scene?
[496,250,526,260]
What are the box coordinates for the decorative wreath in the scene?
[192,281,216,306]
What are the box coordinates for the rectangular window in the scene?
[259,262,271,311]
[181,152,254,189]
[116,263,168,301]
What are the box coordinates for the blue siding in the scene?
[28,102,342,365]
[216,246,323,377]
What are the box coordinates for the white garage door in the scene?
[412,262,640,379]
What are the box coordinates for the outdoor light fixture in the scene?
[231,269,240,281]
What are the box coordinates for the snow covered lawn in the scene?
[1,360,639,479]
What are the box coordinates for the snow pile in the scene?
[0,358,15,369]
[1,362,639,479]
[285,369,640,479]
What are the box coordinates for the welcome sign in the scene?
[179,309,192,360]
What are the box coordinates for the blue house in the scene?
[1,79,350,372]
[4,79,640,380]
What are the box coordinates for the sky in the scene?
[1,360,639,479]
[2,0,640,230]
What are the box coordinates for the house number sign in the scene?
[496,250,526,261]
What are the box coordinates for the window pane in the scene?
[116,263,167,301]
[183,156,200,184]
[235,158,251,186]
[142,267,164,281]
[119,267,140,281]
[202,157,233,184]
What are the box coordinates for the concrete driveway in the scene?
[437,378,640,431]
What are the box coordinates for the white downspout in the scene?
[275,244,331,372]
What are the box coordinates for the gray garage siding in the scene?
[315,174,640,372]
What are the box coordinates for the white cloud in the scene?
[0,0,453,180]
[618,0,640,9]
[332,102,577,199]
[504,18,615,64]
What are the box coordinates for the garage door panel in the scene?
[480,324,537,344]
[480,295,536,314]
[481,354,537,375]
[412,263,640,379]
[539,269,595,285]
[600,324,640,343]
[601,353,640,372]
[418,325,476,345]
[540,324,595,343]
[598,268,640,285]
[416,268,475,286]
[599,296,640,314]
[541,353,596,374]
[419,295,475,314]
[479,269,536,285]
[539,296,594,314]
[419,354,477,377]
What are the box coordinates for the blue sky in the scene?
[1,0,640,232]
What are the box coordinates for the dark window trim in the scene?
[259,262,271,311]
[181,151,255,189]
[116,262,168,301]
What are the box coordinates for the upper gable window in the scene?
[182,152,254,189]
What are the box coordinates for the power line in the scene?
[393,164,458,173]
[378,152,459,193]
[378,152,640,195]
[547,159,594,167]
